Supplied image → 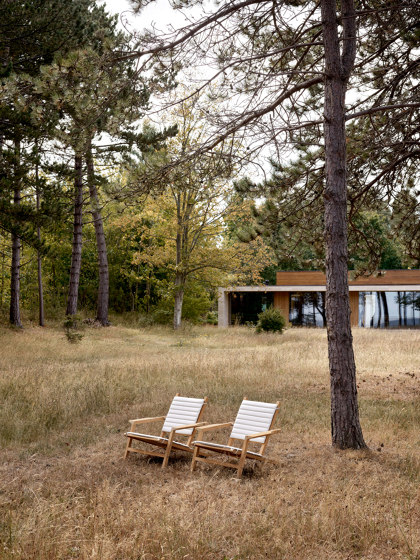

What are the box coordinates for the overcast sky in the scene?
[103,0,190,34]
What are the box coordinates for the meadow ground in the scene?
[0,324,419,560]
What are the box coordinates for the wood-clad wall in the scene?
[349,292,359,327]
[274,292,289,323]
[276,271,326,285]
[276,269,420,286]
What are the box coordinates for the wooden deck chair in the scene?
[191,398,280,478]
[124,394,208,468]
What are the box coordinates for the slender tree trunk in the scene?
[321,0,366,449]
[10,140,22,327]
[173,218,186,330]
[10,210,22,327]
[173,197,185,330]
[86,138,109,326]
[145,270,151,314]
[173,272,185,330]
[0,236,5,307]
[66,154,84,316]
[35,154,44,326]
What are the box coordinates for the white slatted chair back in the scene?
[162,396,206,435]
[230,399,278,443]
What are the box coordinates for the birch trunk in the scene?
[321,0,366,448]
[86,139,109,326]
[66,154,84,316]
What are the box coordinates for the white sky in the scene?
[103,0,191,34]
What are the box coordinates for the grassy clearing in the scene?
[0,324,419,559]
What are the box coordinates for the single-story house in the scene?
[218,270,420,328]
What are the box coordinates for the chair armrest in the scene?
[195,422,233,441]
[129,416,166,429]
[170,421,207,433]
[245,428,281,441]
[196,422,233,432]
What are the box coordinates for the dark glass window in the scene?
[289,292,326,327]
[359,291,420,328]
[230,292,274,325]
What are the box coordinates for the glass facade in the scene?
[230,292,274,324]
[289,292,326,327]
[228,289,420,328]
[359,291,420,328]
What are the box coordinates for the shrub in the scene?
[63,315,84,343]
[205,311,218,325]
[256,306,285,333]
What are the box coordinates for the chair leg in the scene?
[162,432,175,468]
[237,441,249,479]
[124,437,132,459]
[191,446,199,471]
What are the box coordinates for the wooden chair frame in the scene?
[191,399,280,478]
[124,394,208,468]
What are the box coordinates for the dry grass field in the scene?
[0,324,419,560]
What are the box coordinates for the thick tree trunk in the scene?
[321,0,366,449]
[86,139,109,326]
[9,140,22,328]
[173,273,184,330]
[66,154,84,316]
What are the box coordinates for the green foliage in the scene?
[151,282,212,325]
[205,311,218,325]
[63,315,84,343]
[256,307,285,334]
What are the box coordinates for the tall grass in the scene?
[0,325,419,559]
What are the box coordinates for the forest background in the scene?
[0,0,419,331]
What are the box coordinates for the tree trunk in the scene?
[10,210,22,327]
[9,140,22,328]
[321,0,366,449]
[66,154,84,316]
[86,139,109,326]
[173,273,184,330]
[36,155,44,326]
[0,236,5,307]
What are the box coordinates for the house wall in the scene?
[349,291,359,327]
[218,270,420,327]
[276,270,420,286]
[274,292,289,323]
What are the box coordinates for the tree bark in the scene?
[173,191,188,330]
[66,154,84,316]
[9,140,22,328]
[36,154,44,326]
[86,138,109,326]
[321,0,366,449]
[173,273,185,330]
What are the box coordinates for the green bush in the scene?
[205,311,218,325]
[256,307,285,333]
[63,315,85,343]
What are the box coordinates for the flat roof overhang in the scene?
[220,285,420,292]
